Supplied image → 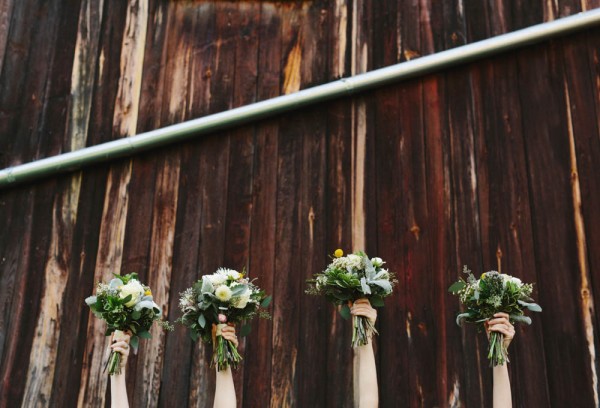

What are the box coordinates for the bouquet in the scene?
[85,272,173,375]
[449,266,542,366]
[177,268,271,371]
[306,249,397,347]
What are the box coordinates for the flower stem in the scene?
[352,315,378,348]
[107,350,121,376]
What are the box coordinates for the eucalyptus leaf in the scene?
[261,295,272,308]
[231,285,247,296]
[138,330,152,339]
[360,277,372,295]
[518,300,542,312]
[370,296,384,307]
[109,278,124,289]
[370,279,392,293]
[448,281,466,294]
[510,314,532,325]
[201,277,214,294]
[130,336,139,350]
[340,304,351,320]
[456,312,471,326]
[198,314,206,328]
[240,324,252,337]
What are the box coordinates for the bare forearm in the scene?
[110,372,129,408]
[355,340,378,408]
[214,366,236,408]
[493,364,512,408]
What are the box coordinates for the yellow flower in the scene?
[145,289,152,296]
[334,249,344,258]
[481,273,486,279]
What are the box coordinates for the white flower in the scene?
[315,275,327,290]
[216,267,241,280]
[179,288,197,311]
[85,296,97,305]
[371,257,384,267]
[119,279,145,307]
[510,276,522,286]
[215,285,233,302]
[331,254,364,270]
[232,288,251,309]
[346,254,363,269]
[208,273,227,286]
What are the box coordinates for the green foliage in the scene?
[449,266,542,366]
[85,272,172,357]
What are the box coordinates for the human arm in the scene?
[213,325,238,408]
[351,298,378,408]
[486,313,515,408]
[110,330,131,408]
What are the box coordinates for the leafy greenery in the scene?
[177,268,271,370]
[449,266,542,366]
[85,272,173,375]
[306,250,397,347]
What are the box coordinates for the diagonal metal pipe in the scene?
[2,9,600,189]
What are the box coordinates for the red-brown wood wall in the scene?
[1,1,600,407]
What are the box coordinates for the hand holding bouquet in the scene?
[177,268,271,371]
[306,250,397,347]
[449,266,542,366]
[85,272,173,375]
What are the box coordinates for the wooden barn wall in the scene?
[1,1,600,407]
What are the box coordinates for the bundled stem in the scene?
[352,315,378,348]
[488,331,509,367]
[212,324,242,371]
[106,350,122,376]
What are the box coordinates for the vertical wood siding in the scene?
[1,1,600,407]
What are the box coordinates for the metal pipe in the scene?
[2,9,600,188]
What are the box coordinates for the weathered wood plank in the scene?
[1,3,600,407]
[561,32,600,406]
[517,40,597,407]
[373,83,410,408]
[0,183,55,407]
[187,133,231,408]
[0,0,14,77]
[48,3,108,402]
[132,153,180,408]
[421,74,459,407]
[445,65,487,407]
[470,57,551,406]
[78,1,148,405]
[238,5,280,407]
[17,1,84,404]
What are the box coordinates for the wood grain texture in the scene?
[1,2,600,407]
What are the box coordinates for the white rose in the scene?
[119,280,145,307]
[371,257,384,267]
[215,285,233,302]
[510,276,522,285]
